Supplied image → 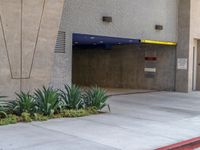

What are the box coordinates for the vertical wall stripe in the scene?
[0,0,46,81]
[0,15,13,79]
[28,0,46,78]
[20,0,23,90]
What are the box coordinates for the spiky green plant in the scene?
[84,87,109,110]
[34,86,60,116]
[0,96,12,118]
[60,85,83,110]
[11,92,36,116]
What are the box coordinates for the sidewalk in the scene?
[1,91,200,150]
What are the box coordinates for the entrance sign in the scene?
[177,58,188,70]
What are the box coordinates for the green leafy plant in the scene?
[21,112,32,122]
[32,113,49,121]
[34,86,60,116]
[86,107,98,114]
[0,96,12,118]
[84,87,109,110]
[0,115,18,126]
[0,85,111,126]
[60,85,83,109]
[11,92,36,116]
[62,109,89,118]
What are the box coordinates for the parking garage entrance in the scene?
[72,33,177,91]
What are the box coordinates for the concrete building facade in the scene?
[0,0,200,97]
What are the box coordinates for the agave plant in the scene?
[83,87,109,110]
[34,86,60,116]
[11,92,36,116]
[0,96,7,118]
[60,85,83,110]
[0,96,12,118]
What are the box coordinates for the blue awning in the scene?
[73,33,140,48]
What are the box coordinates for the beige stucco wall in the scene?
[0,0,64,98]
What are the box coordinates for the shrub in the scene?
[0,85,111,126]
[34,86,60,116]
[62,109,89,118]
[11,92,36,116]
[84,87,109,110]
[32,113,49,121]
[21,112,32,122]
[0,115,18,126]
[50,113,63,119]
[0,96,12,118]
[86,107,98,114]
[60,85,83,110]
[0,111,7,119]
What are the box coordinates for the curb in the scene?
[156,137,200,150]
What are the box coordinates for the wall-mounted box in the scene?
[102,16,112,23]
[155,25,163,30]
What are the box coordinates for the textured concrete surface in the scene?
[191,0,200,92]
[0,0,64,97]
[60,0,200,93]
[176,0,191,92]
[1,0,200,97]
[59,0,180,93]
[176,0,200,92]
[63,0,178,42]
[73,44,176,91]
[1,91,200,150]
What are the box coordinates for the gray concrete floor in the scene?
[1,91,200,150]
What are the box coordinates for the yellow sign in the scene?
[141,40,177,46]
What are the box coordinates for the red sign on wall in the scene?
[145,57,157,61]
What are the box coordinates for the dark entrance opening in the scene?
[72,33,176,91]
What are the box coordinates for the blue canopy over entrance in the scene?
[73,33,140,48]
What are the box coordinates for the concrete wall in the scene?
[60,0,200,93]
[52,2,72,89]
[59,0,179,91]
[62,0,179,42]
[191,0,200,91]
[176,0,191,92]
[0,0,197,95]
[176,0,200,92]
[73,45,176,91]
[0,0,64,97]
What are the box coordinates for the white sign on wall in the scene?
[177,58,188,70]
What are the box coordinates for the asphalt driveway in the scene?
[1,91,200,150]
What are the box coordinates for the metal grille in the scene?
[55,31,66,53]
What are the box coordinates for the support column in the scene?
[176,0,192,92]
